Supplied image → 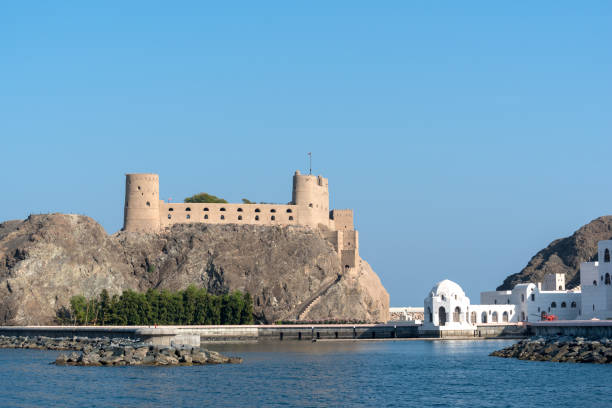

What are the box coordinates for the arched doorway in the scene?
[470,311,477,324]
[481,312,487,323]
[492,311,498,323]
[453,307,461,322]
[438,306,447,326]
[502,311,509,322]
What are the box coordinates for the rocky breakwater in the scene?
[55,345,242,366]
[0,335,241,366]
[491,336,612,364]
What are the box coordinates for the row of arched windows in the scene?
[549,301,577,308]
[168,207,293,214]
[168,214,294,222]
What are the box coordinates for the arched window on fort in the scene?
[255,208,261,213]
[237,208,243,212]
[168,214,171,219]
[146,201,150,207]
[309,203,313,208]
[220,215,225,220]
[286,209,293,213]
[270,209,276,213]
[203,208,209,211]
[169,208,174,211]
[289,216,294,221]
[186,214,190,219]
[561,302,566,308]
[238,215,243,221]
[255,215,260,221]
[220,208,226,212]
[204,215,208,220]
[185,207,191,211]
[571,301,576,308]
[491,312,498,323]
[502,311,508,322]
[606,273,611,285]
[551,302,557,308]
[605,248,611,263]
[271,216,276,221]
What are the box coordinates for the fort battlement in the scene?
[123,171,359,268]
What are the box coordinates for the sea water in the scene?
[0,340,609,407]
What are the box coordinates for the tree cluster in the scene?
[184,193,228,203]
[63,286,253,326]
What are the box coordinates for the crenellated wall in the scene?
[160,202,299,228]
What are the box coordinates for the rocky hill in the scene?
[0,214,389,325]
[497,216,612,290]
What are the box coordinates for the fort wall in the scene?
[160,202,299,228]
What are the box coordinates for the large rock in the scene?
[497,216,612,290]
[0,213,389,325]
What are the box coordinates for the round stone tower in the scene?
[292,170,330,228]
[123,173,160,232]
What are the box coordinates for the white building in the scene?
[481,277,581,322]
[420,239,612,331]
[579,240,612,319]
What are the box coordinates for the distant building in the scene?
[389,307,424,323]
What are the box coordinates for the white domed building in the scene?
[419,280,475,336]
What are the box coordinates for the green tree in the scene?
[241,198,255,204]
[184,193,228,203]
[68,287,254,326]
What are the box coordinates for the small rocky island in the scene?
[491,336,612,364]
[0,335,241,366]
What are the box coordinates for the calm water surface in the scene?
[0,339,610,407]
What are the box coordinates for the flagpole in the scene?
[308,152,312,175]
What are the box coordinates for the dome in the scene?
[430,279,466,298]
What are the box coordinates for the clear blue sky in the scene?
[1,2,611,306]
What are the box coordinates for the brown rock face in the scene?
[497,216,612,290]
[0,214,389,325]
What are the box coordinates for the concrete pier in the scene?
[528,320,612,337]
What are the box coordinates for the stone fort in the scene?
[123,171,359,268]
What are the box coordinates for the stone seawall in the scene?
[0,324,530,343]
